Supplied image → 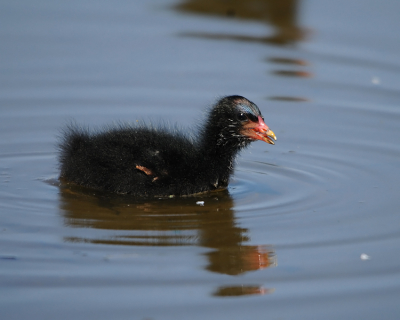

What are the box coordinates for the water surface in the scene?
[1,0,400,319]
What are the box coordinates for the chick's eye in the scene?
[238,112,247,121]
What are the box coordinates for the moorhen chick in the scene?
[58,95,276,197]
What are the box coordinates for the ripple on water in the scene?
[232,156,344,217]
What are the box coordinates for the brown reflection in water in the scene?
[269,96,309,102]
[59,184,276,277]
[214,285,275,297]
[176,0,312,102]
[268,62,312,101]
[268,57,308,66]
[176,0,306,45]
[268,57,312,101]
[205,245,276,275]
[272,70,313,78]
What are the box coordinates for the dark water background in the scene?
[1,0,400,319]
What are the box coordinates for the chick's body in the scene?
[58,96,276,197]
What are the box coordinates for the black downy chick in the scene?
[58,95,276,197]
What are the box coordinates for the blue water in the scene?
[1,1,400,319]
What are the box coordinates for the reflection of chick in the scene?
[214,285,272,297]
[205,245,276,275]
[60,187,241,247]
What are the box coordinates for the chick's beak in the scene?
[242,116,277,145]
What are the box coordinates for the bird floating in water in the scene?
[58,95,276,197]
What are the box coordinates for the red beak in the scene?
[241,116,277,145]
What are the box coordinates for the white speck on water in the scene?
[196,201,204,206]
[360,253,371,260]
